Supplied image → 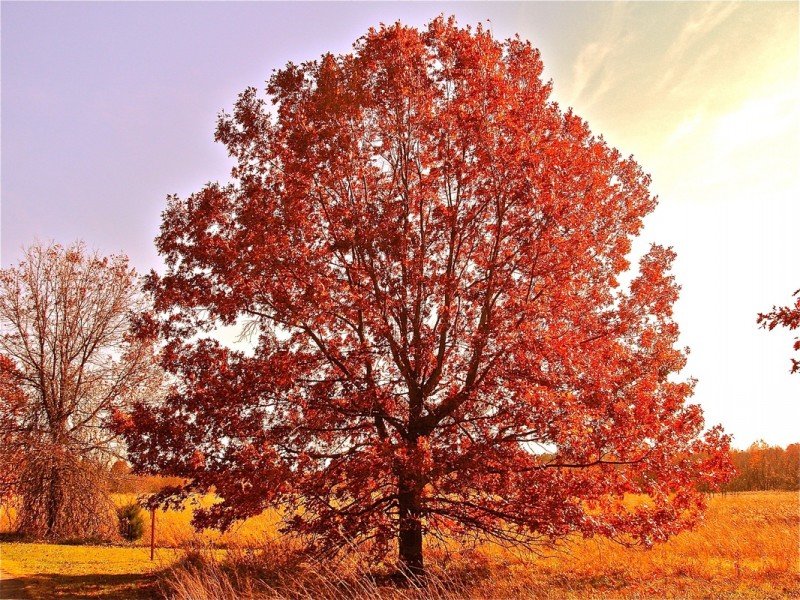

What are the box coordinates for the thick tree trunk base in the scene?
[399,525,425,582]
[398,478,425,582]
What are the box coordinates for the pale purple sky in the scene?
[3,1,587,271]
[2,2,798,448]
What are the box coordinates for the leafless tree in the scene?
[0,241,160,540]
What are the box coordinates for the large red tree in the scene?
[119,18,731,575]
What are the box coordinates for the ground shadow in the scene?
[0,576,29,599]
[0,572,159,599]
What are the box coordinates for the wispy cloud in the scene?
[570,41,613,106]
[566,2,634,110]
[654,78,800,207]
[656,3,738,94]
[666,2,738,63]
[664,112,704,147]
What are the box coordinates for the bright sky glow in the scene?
[2,2,797,448]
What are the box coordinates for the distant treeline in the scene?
[720,442,799,492]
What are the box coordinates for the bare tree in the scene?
[0,241,159,540]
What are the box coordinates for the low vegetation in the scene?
[1,491,797,599]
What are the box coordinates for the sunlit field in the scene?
[486,491,799,599]
[0,493,282,549]
[0,544,181,599]
[1,491,798,599]
[110,493,284,549]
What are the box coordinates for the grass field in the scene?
[0,544,181,599]
[1,491,798,599]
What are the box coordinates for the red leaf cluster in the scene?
[758,289,800,374]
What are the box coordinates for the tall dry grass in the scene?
[160,542,497,600]
[158,491,800,599]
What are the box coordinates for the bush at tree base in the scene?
[15,446,117,542]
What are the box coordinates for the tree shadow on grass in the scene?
[0,572,160,599]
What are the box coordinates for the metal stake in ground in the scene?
[150,506,156,561]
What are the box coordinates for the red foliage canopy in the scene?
[758,290,800,374]
[119,18,731,573]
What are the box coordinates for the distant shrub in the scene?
[117,502,145,542]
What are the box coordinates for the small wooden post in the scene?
[150,506,156,561]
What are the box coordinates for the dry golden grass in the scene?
[155,491,800,599]
[109,493,283,549]
[469,491,800,599]
[1,491,798,599]
[0,493,281,548]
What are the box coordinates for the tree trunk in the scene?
[398,476,424,579]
